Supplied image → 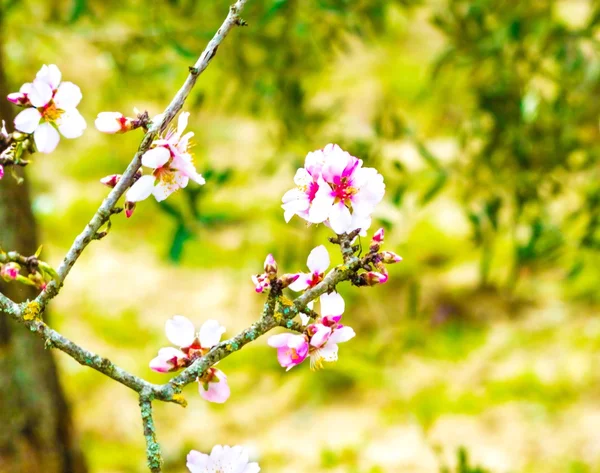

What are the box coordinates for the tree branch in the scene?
[35,0,250,310]
[139,395,162,473]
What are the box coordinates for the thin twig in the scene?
[35,0,250,309]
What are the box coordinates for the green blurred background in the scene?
[1,0,600,472]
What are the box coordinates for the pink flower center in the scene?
[307,272,323,287]
[286,347,303,362]
[330,177,358,204]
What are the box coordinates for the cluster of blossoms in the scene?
[269,291,355,370]
[282,143,385,235]
[9,64,86,153]
[4,64,205,209]
[150,315,230,403]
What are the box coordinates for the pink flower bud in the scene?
[264,253,277,276]
[125,200,136,218]
[280,273,300,289]
[251,273,270,293]
[372,228,385,243]
[363,270,388,286]
[100,174,121,188]
[0,262,19,280]
[381,251,402,264]
[7,92,30,107]
[0,165,4,181]
[95,112,134,134]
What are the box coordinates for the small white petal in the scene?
[307,245,330,274]
[36,64,61,89]
[28,79,53,108]
[14,108,42,133]
[58,109,86,138]
[165,315,196,348]
[126,175,155,202]
[198,319,226,349]
[53,82,82,109]
[34,123,60,153]
[329,326,355,344]
[328,202,352,235]
[320,292,345,317]
[141,146,171,169]
[177,111,190,136]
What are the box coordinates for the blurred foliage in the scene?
[430,0,600,287]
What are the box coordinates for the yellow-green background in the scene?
[2,0,600,472]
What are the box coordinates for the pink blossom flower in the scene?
[150,315,229,403]
[95,112,134,134]
[0,262,20,280]
[288,245,330,292]
[267,333,309,371]
[307,292,355,370]
[282,144,385,235]
[0,164,4,180]
[198,368,230,403]
[11,64,86,153]
[186,445,260,473]
[126,112,205,203]
[149,347,187,373]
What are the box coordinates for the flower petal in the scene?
[165,315,196,348]
[142,146,171,169]
[14,108,42,133]
[267,333,293,348]
[329,326,356,344]
[177,111,190,137]
[319,342,339,362]
[199,319,226,349]
[34,122,60,153]
[36,64,61,89]
[58,109,86,138]
[53,82,82,109]
[28,79,53,108]
[310,324,332,348]
[307,245,330,274]
[328,202,352,235]
[199,370,230,403]
[125,175,155,202]
[287,273,311,292]
[320,292,345,318]
[186,450,210,473]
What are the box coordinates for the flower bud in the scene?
[100,174,121,188]
[7,92,30,107]
[279,273,300,289]
[362,270,389,286]
[370,227,385,251]
[125,200,136,218]
[372,228,384,243]
[0,262,20,280]
[95,112,135,134]
[251,273,270,293]
[264,254,277,276]
[380,251,402,264]
[0,164,4,181]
